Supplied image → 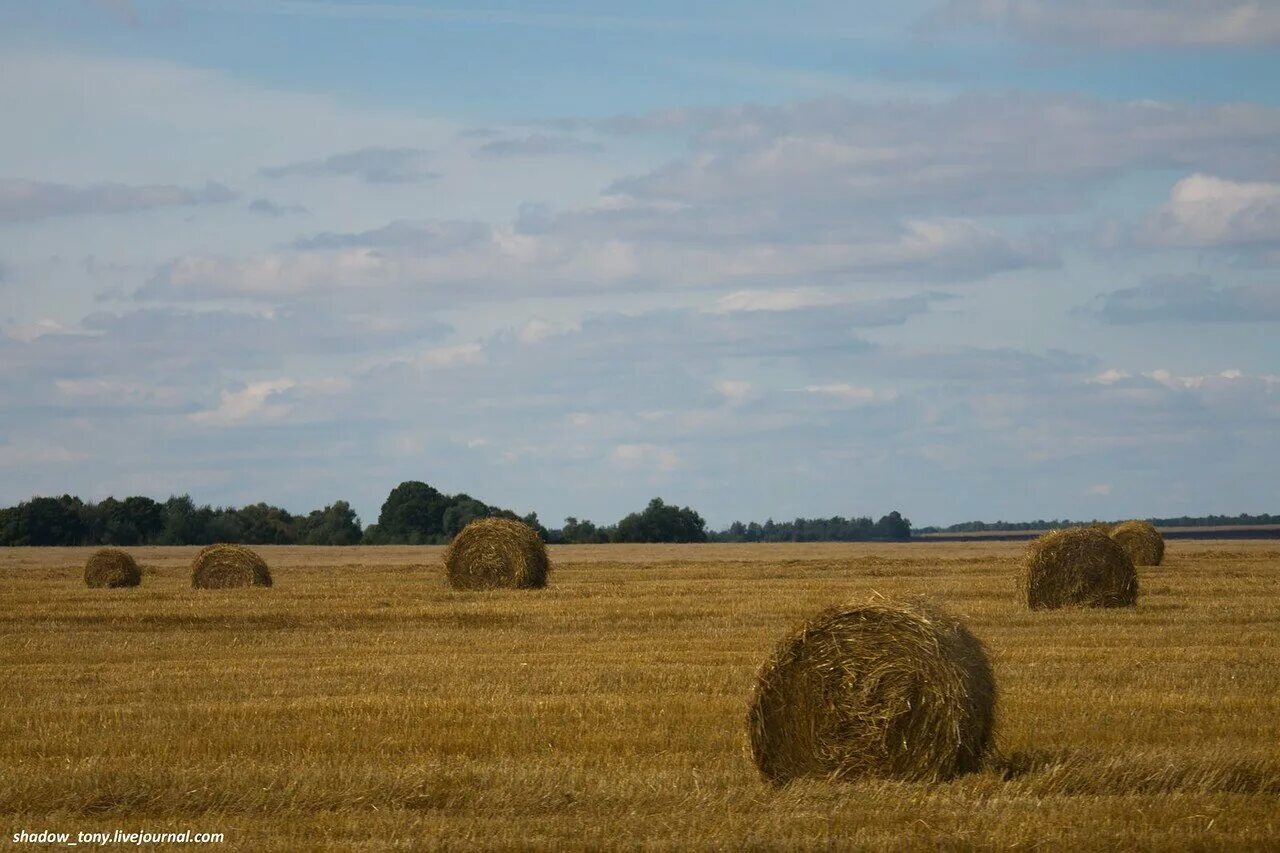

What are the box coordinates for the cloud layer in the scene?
[0,179,234,222]
[260,146,437,184]
[2,16,1278,525]
[936,0,1280,47]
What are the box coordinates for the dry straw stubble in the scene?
[1023,527,1137,609]
[444,517,550,590]
[191,543,273,589]
[746,598,996,785]
[1110,519,1165,566]
[84,548,141,588]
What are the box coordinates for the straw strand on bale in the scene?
[444,517,549,590]
[191,543,272,589]
[1110,519,1165,566]
[1023,527,1136,610]
[84,548,141,588]
[746,598,996,785]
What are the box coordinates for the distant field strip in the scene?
[919,525,1280,541]
[2,542,1278,850]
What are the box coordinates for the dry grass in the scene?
[444,517,549,590]
[1,540,1278,850]
[747,599,995,784]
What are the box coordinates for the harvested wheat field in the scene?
[2,541,1278,850]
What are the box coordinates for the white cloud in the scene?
[1089,368,1131,385]
[0,441,88,468]
[1088,483,1112,496]
[712,379,753,404]
[411,343,486,369]
[4,319,81,342]
[141,249,396,300]
[189,379,298,426]
[140,215,1046,303]
[1137,173,1280,249]
[605,95,1280,218]
[611,443,681,472]
[54,378,179,407]
[517,318,579,344]
[709,288,839,313]
[1144,367,1247,390]
[805,383,883,403]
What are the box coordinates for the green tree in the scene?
[157,495,208,545]
[300,500,363,545]
[612,498,707,543]
[0,496,87,545]
[376,481,450,544]
[874,511,911,541]
[233,503,298,544]
[560,516,606,544]
[442,496,489,539]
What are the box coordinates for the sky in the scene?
[1,0,1278,529]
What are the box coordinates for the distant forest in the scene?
[915,513,1280,534]
[0,482,913,546]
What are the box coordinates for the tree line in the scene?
[0,494,363,547]
[710,511,911,542]
[0,482,912,546]
[915,512,1279,534]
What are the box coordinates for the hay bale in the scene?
[191,543,272,589]
[746,599,996,785]
[84,548,141,588]
[1079,522,1117,534]
[444,517,549,590]
[1023,527,1136,609]
[1110,519,1164,566]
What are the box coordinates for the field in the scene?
[2,541,1279,850]
[917,526,1280,541]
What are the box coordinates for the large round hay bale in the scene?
[746,599,996,785]
[1023,527,1136,609]
[84,548,141,588]
[444,517,549,590]
[1109,519,1164,566]
[191,543,272,589]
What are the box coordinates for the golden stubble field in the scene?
[2,541,1278,851]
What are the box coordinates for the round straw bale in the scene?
[1079,522,1117,534]
[191,543,272,588]
[444,517,549,590]
[1109,519,1164,566]
[1023,527,1136,609]
[746,599,996,785]
[84,548,141,588]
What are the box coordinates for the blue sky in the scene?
[1,0,1278,528]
